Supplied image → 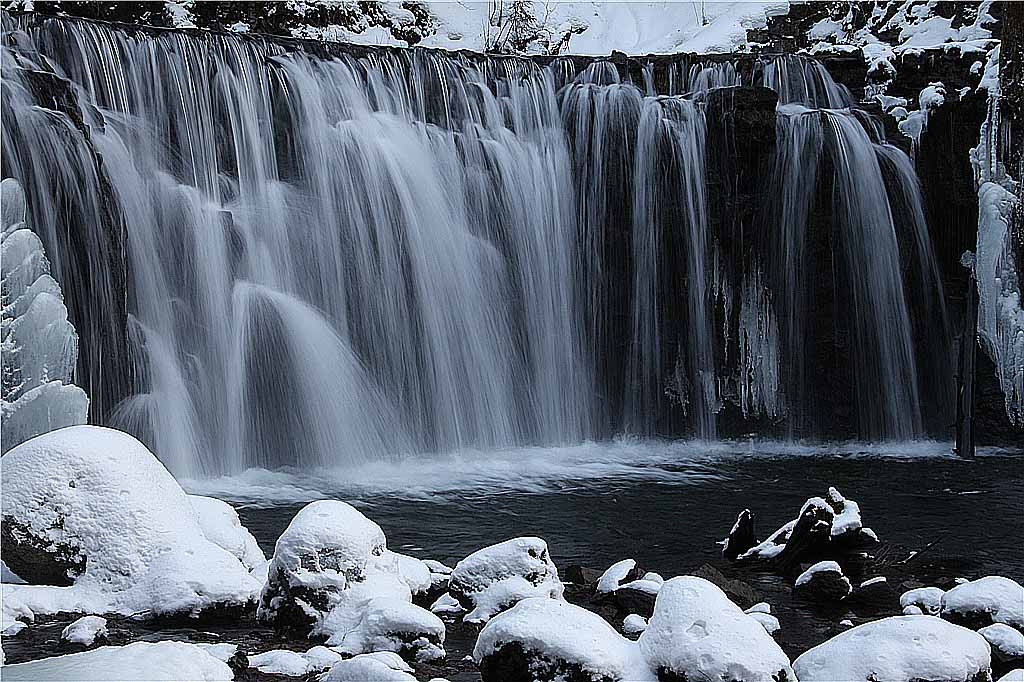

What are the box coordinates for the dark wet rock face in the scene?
[0,514,85,586]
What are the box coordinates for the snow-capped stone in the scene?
[850,576,896,612]
[188,495,267,573]
[623,613,648,635]
[901,586,946,616]
[321,595,446,662]
[638,576,794,682]
[596,558,638,594]
[322,651,416,681]
[257,499,387,633]
[449,537,563,624]
[60,615,108,647]
[749,611,781,635]
[795,561,852,601]
[474,597,651,682]
[248,649,310,676]
[391,551,432,598]
[1,426,258,617]
[794,615,991,682]
[745,602,772,614]
[613,577,663,617]
[942,576,1024,631]
[247,645,343,675]
[419,558,452,604]
[1,641,233,681]
[429,593,464,615]
[999,671,1024,682]
[641,572,663,585]
[979,623,1024,664]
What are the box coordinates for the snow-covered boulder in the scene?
[902,585,946,616]
[1,641,234,681]
[734,487,877,570]
[623,613,648,635]
[979,623,1024,665]
[794,561,852,602]
[60,615,108,647]
[321,595,446,662]
[474,597,652,682]
[248,646,343,675]
[637,576,794,682]
[188,495,267,573]
[999,671,1024,682]
[794,615,992,682]
[941,576,1024,631]
[257,499,387,632]
[748,611,781,635]
[449,537,563,624]
[614,577,662,617]
[596,559,640,595]
[0,426,259,617]
[429,593,464,615]
[322,651,416,681]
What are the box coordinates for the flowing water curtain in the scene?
[8,16,593,476]
[560,64,642,431]
[628,97,715,438]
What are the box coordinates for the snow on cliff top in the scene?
[420,1,790,55]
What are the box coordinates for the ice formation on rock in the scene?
[1,178,88,453]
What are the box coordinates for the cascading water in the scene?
[1,14,952,476]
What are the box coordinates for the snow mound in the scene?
[942,576,1024,631]
[60,615,108,646]
[1,426,259,617]
[794,615,991,682]
[188,495,267,572]
[901,586,946,616]
[623,613,648,635]
[638,576,794,682]
[450,537,563,623]
[1,641,233,681]
[474,596,652,682]
[430,593,464,615]
[322,651,416,681]
[749,611,781,635]
[999,671,1024,682]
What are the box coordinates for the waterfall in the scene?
[2,14,952,475]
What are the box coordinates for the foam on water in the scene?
[181,439,985,506]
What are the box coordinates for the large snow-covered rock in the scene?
[0,426,259,617]
[258,499,387,632]
[596,559,639,595]
[474,596,652,682]
[941,576,1024,631]
[258,498,442,658]
[637,576,794,682]
[794,615,992,682]
[1,186,89,454]
[1,641,234,681]
[188,495,267,572]
[450,537,563,624]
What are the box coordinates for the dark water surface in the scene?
[235,448,1023,580]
